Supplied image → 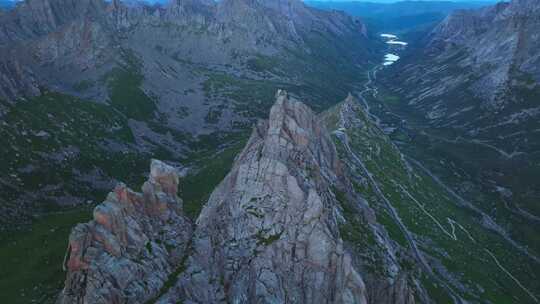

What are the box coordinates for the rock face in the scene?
[0,58,40,102]
[390,0,540,115]
[424,0,540,103]
[390,0,540,109]
[58,159,192,304]
[0,0,114,102]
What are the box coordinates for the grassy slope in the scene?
[0,92,145,208]
[201,30,374,125]
[0,208,93,304]
[106,50,158,121]
[324,101,540,303]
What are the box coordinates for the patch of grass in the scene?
[204,105,225,124]
[333,185,398,277]
[181,137,248,219]
[256,230,282,246]
[73,80,95,92]
[0,208,93,304]
[0,91,147,215]
[145,241,191,304]
[106,50,157,121]
[202,72,289,119]
[419,273,455,304]
[336,196,377,245]
[246,55,278,73]
[378,91,400,105]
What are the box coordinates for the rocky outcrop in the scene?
[0,0,114,101]
[58,159,192,304]
[0,0,107,44]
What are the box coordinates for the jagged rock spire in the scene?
[159,91,367,303]
[58,160,192,304]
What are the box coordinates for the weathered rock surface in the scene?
[160,90,368,303]
[0,58,40,102]
[58,159,192,304]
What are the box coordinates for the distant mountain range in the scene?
[306,0,496,33]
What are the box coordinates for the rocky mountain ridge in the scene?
[58,91,419,303]
[58,85,540,303]
[170,90,368,303]
[424,0,540,103]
